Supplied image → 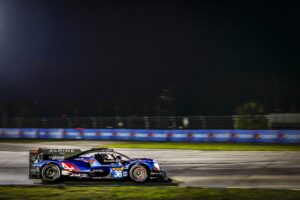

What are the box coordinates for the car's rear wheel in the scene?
[41,163,61,183]
[129,164,148,183]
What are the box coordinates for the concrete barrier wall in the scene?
[0,128,300,143]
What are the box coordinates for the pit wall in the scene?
[0,128,300,143]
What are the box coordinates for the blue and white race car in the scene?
[29,148,167,183]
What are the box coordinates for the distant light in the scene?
[117,122,123,127]
[183,118,189,127]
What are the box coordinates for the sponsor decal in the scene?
[238,134,253,139]
[112,168,123,171]
[187,132,194,139]
[63,130,67,136]
[231,133,237,138]
[278,133,285,139]
[130,132,135,137]
[260,134,277,139]
[101,132,113,136]
[60,162,79,172]
[61,170,71,176]
[96,131,101,137]
[148,132,154,137]
[70,173,88,178]
[93,169,104,173]
[167,132,173,138]
[193,134,208,138]
[214,133,230,138]
[254,133,261,139]
[123,171,128,177]
[79,130,84,137]
[284,134,300,139]
[49,149,76,153]
[135,133,147,137]
[49,155,65,160]
[116,132,131,137]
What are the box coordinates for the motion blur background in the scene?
[1,2,300,199]
[0,0,299,130]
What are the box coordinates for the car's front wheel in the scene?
[41,163,61,183]
[129,164,149,183]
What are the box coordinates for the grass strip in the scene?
[105,142,300,151]
[1,139,299,151]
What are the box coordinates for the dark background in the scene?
[0,0,299,117]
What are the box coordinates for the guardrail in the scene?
[1,128,300,143]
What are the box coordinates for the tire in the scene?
[41,163,61,183]
[129,164,149,183]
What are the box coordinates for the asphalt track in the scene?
[0,141,300,189]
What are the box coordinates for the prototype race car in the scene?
[29,148,167,183]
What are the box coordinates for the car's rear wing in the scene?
[29,148,82,179]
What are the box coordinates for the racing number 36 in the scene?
[112,168,123,178]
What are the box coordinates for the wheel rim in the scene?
[43,165,60,181]
[131,166,147,182]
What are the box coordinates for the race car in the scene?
[29,148,167,183]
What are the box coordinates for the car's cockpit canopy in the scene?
[73,149,130,164]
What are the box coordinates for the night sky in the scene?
[0,0,299,116]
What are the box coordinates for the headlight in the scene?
[153,163,160,171]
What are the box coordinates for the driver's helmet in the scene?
[94,153,105,163]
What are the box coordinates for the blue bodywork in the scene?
[30,148,167,181]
